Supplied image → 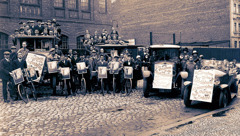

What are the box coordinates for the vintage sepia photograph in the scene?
[1,0,240,136]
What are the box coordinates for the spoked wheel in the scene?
[81,78,87,95]
[219,89,229,108]
[113,77,116,96]
[101,79,104,96]
[17,84,29,103]
[30,82,37,101]
[125,79,132,96]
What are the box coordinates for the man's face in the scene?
[15,31,19,35]
[74,54,77,58]
[100,49,104,53]
[22,42,27,48]
[55,45,58,49]
[193,54,197,57]
[18,53,23,59]
[11,48,16,53]
[38,21,41,25]
[4,54,10,59]
[100,56,104,61]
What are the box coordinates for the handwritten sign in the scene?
[124,66,133,79]
[60,67,70,80]
[26,53,46,82]
[47,61,58,73]
[109,62,120,74]
[190,70,215,103]
[98,67,107,78]
[11,68,24,85]
[153,64,173,89]
[77,62,87,74]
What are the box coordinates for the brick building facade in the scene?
[111,0,231,47]
[0,0,114,51]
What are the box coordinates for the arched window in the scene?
[61,34,68,49]
[77,35,84,49]
[0,32,9,49]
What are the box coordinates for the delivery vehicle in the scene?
[181,59,239,108]
[142,44,183,97]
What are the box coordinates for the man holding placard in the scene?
[97,55,110,94]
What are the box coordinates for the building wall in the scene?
[0,0,114,49]
[111,0,230,46]
[230,0,240,48]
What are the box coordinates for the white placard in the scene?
[77,62,87,74]
[26,53,46,82]
[47,61,58,74]
[60,67,70,79]
[11,68,24,85]
[153,64,173,89]
[190,70,215,103]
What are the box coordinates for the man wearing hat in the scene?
[0,51,13,102]
[192,50,199,64]
[35,20,44,34]
[10,46,18,62]
[88,49,98,92]
[71,51,80,96]
[133,55,142,89]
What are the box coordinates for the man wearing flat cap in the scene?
[35,20,44,34]
[0,51,13,102]
[10,46,18,62]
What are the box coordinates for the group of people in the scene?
[46,46,143,97]
[10,19,62,46]
[0,41,29,103]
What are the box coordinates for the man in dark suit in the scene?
[35,20,44,35]
[12,53,27,71]
[88,50,98,93]
[58,54,73,96]
[97,55,110,94]
[0,51,13,102]
[10,46,18,62]
[71,51,81,96]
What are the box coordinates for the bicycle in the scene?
[123,66,133,96]
[59,67,71,97]
[75,64,88,95]
[109,62,121,96]
[10,68,37,103]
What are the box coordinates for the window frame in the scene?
[19,0,41,17]
[80,0,90,12]
[54,0,65,9]
[0,32,9,50]
[98,0,107,14]
[60,35,69,49]
[76,35,85,49]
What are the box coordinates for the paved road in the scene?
[0,82,212,136]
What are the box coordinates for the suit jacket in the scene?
[35,25,44,34]
[58,59,72,68]
[123,60,135,67]
[10,52,18,62]
[71,56,81,69]
[0,59,12,80]
[96,60,108,69]
[12,59,27,70]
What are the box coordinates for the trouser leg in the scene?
[2,80,8,100]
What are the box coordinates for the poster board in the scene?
[47,61,58,73]
[190,70,215,103]
[124,66,133,79]
[98,67,107,78]
[26,53,46,82]
[11,68,24,85]
[111,50,118,58]
[60,67,70,80]
[152,63,173,89]
[109,62,120,74]
[25,67,38,82]
[77,62,87,74]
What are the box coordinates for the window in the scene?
[77,35,85,49]
[61,35,68,49]
[68,0,77,9]
[234,22,237,32]
[81,0,90,11]
[238,5,240,13]
[54,0,64,8]
[238,23,240,32]
[235,41,237,48]
[234,3,237,13]
[20,0,41,17]
[99,0,107,13]
[0,32,8,49]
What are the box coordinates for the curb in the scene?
[141,96,240,136]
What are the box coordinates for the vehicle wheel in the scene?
[184,86,192,107]
[101,79,104,96]
[125,79,132,96]
[113,78,116,96]
[81,78,87,95]
[30,82,37,101]
[219,89,229,108]
[143,79,149,98]
[17,84,29,103]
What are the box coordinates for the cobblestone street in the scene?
[0,82,211,136]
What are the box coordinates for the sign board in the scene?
[60,67,70,80]
[111,50,118,58]
[25,67,38,82]
[77,62,87,74]
[26,53,46,82]
[190,70,215,103]
[153,63,173,89]
[109,62,120,74]
[98,67,107,78]
[124,66,133,79]
[47,61,58,73]
[11,68,24,85]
